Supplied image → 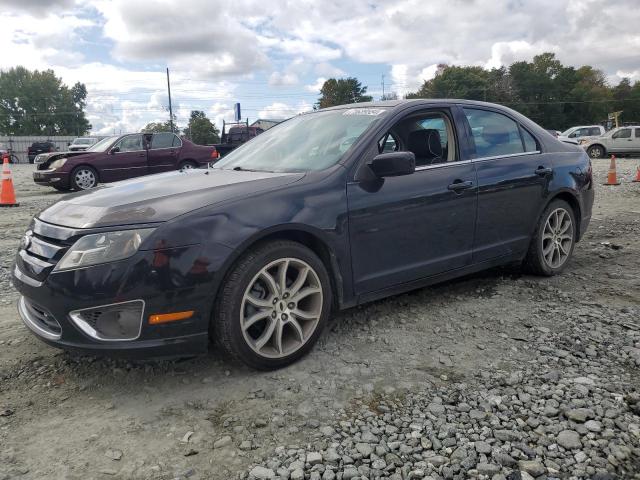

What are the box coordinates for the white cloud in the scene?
[258,101,312,120]
[314,62,346,78]
[269,71,299,86]
[305,77,327,93]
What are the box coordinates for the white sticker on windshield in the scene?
[342,108,385,116]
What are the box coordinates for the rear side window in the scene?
[463,108,536,158]
[151,133,178,149]
[521,128,538,152]
[590,127,602,136]
[613,129,631,139]
[636,128,640,138]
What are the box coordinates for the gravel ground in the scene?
[0,159,639,480]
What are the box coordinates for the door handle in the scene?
[535,166,552,176]
[447,180,474,192]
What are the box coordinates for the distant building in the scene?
[250,119,283,131]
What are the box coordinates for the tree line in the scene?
[318,53,640,129]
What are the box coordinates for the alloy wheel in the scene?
[74,169,96,189]
[541,208,573,269]
[589,146,602,158]
[240,257,323,359]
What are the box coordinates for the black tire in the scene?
[53,186,71,192]
[179,160,198,170]
[213,240,332,370]
[523,199,577,276]
[587,144,605,159]
[70,165,98,190]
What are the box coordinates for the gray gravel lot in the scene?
[0,160,639,480]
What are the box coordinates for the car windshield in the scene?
[86,136,118,152]
[214,108,388,173]
[560,128,575,136]
[74,139,93,145]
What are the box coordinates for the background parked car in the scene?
[27,141,57,163]
[33,132,219,190]
[68,137,99,151]
[211,120,264,157]
[582,125,640,158]
[557,125,605,146]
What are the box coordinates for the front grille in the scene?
[17,219,74,281]
[19,297,62,340]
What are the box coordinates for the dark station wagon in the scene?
[33,132,218,191]
[13,100,593,370]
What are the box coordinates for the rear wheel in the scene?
[71,166,98,190]
[214,241,332,370]
[524,199,576,276]
[179,160,198,170]
[587,144,605,159]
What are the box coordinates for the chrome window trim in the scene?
[18,296,60,340]
[69,299,145,342]
[413,151,540,172]
[471,150,541,162]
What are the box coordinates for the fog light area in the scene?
[69,300,144,341]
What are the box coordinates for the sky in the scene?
[1,0,639,135]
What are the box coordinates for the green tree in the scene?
[141,116,179,134]
[0,66,91,135]
[183,110,219,144]
[407,65,489,100]
[317,77,373,108]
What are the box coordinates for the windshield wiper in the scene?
[232,166,272,172]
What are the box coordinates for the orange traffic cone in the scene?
[632,164,640,183]
[603,155,620,186]
[0,155,19,207]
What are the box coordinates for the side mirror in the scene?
[109,146,120,154]
[368,151,415,178]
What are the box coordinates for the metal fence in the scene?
[0,136,83,163]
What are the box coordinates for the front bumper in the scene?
[33,169,71,188]
[12,240,232,358]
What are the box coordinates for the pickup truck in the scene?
[212,121,264,157]
[33,132,218,190]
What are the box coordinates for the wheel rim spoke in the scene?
[541,207,573,269]
[241,257,323,359]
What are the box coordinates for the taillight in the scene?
[210,150,220,159]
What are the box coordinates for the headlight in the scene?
[49,158,67,170]
[54,229,155,271]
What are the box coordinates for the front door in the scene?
[148,133,181,174]
[101,134,148,182]
[462,107,551,262]
[609,128,634,153]
[347,108,477,294]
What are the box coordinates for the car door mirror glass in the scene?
[110,146,120,154]
[368,152,415,178]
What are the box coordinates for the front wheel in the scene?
[179,160,198,170]
[523,199,576,276]
[214,241,332,370]
[587,145,605,159]
[71,166,98,190]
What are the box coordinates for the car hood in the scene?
[38,169,305,229]
[35,150,100,164]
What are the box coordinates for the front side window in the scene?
[376,110,456,167]
[116,134,144,152]
[613,129,631,139]
[215,108,387,172]
[464,108,534,158]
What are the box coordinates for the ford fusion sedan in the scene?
[13,100,593,370]
[33,132,218,191]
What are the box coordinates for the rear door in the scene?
[463,107,551,262]
[101,134,148,182]
[634,128,640,153]
[147,133,182,174]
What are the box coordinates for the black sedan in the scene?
[12,100,593,369]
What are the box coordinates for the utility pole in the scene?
[381,74,385,100]
[166,67,174,133]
